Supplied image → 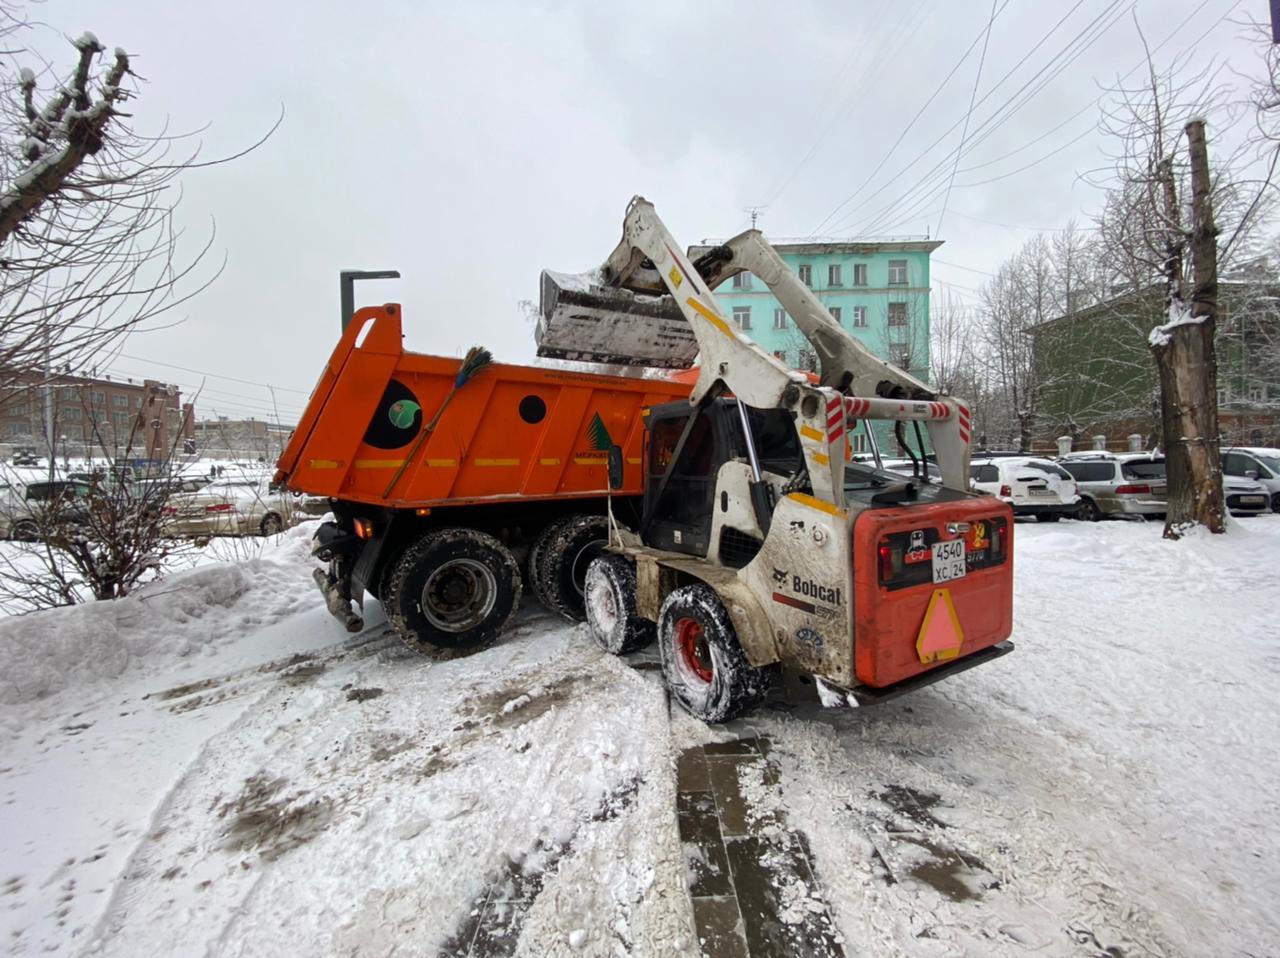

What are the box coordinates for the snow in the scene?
[1,517,1279,955]
[1147,298,1207,347]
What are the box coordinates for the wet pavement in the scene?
[675,736,845,958]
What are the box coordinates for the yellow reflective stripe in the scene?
[684,296,734,337]
[627,457,642,465]
[812,452,830,466]
[425,458,457,467]
[573,454,607,464]
[787,492,846,518]
[799,425,825,442]
[539,457,561,466]
[475,459,520,467]
[308,459,342,470]
[354,459,405,469]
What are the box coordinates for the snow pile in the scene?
[1147,298,1206,347]
[0,526,318,705]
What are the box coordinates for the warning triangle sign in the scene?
[916,588,965,664]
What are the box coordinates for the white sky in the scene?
[22,0,1265,424]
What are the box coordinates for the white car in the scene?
[163,477,297,538]
[1221,447,1280,513]
[970,456,1080,522]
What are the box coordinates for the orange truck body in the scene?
[275,304,693,506]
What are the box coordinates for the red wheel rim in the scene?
[674,617,713,684]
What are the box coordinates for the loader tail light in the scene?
[354,517,375,539]
[992,521,1006,558]
[878,540,904,585]
[998,484,1012,498]
[205,503,233,514]
[1115,484,1150,495]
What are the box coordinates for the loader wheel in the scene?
[537,514,609,622]
[658,584,768,724]
[385,527,521,658]
[583,554,654,655]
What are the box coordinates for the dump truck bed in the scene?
[275,303,693,508]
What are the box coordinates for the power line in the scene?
[935,0,1000,238]
[115,352,313,396]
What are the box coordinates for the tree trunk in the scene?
[1151,120,1225,537]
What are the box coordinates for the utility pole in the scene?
[44,333,55,481]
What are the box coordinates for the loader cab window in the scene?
[646,410,717,557]
[733,406,802,476]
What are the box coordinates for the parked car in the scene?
[2,479,94,540]
[878,458,943,482]
[163,476,296,538]
[1221,447,1280,512]
[10,449,39,467]
[969,456,1080,521]
[1058,452,1168,521]
[1223,476,1271,517]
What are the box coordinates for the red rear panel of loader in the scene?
[851,497,1014,688]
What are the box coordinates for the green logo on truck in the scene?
[388,399,421,429]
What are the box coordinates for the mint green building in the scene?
[691,237,942,453]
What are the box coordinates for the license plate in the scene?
[932,539,966,583]
[1241,496,1265,506]
[1028,488,1054,497]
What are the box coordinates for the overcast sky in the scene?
[23,0,1265,423]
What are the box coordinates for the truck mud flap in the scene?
[313,567,364,633]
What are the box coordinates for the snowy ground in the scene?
[1,518,1278,956]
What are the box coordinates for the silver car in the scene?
[163,476,297,538]
[1058,453,1167,521]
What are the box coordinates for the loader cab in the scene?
[643,399,802,558]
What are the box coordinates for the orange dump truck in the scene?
[275,300,692,648]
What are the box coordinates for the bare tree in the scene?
[0,6,276,406]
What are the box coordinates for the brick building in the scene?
[0,370,195,461]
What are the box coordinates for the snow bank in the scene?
[0,527,318,705]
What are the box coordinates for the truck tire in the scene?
[537,514,609,622]
[384,527,522,658]
[583,554,654,655]
[526,518,564,610]
[658,584,768,723]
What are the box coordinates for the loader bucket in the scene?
[535,269,697,369]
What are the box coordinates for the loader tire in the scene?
[537,514,609,622]
[385,527,521,659]
[583,554,654,655]
[658,584,768,724]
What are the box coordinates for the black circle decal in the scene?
[518,395,547,424]
[363,379,423,450]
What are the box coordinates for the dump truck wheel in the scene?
[658,584,767,723]
[537,515,609,622]
[583,554,654,655]
[526,518,563,610]
[385,528,522,658]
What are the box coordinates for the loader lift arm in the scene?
[564,197,973,499]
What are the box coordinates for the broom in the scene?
[383,346,493,498]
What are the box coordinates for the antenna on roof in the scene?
[744,205,767,230]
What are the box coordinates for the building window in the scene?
[850,432,868,454]
[1217,388,1229,406]
[828,264,842,286]
[732,306,752,330]
[732,272,753,290]
[92,390,105,406]
[890,344,911,370]
[63,407,81,422]
[853,263,868,286]
[828,306,842,324]
[851,306,868,327]
[888,259,908,285]
[798,264,812,287]
[887,302,909,328]
[1245,384,1264,403]
[773,308,788,329]
[112,394,128,408]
